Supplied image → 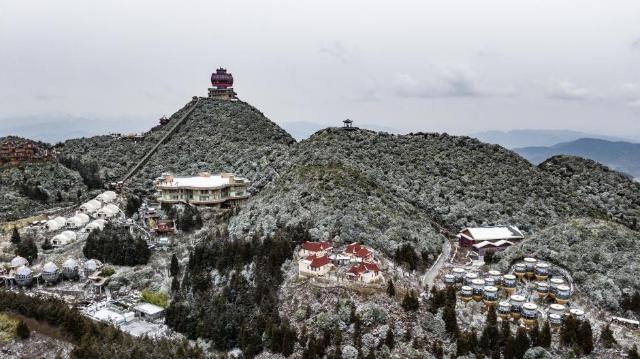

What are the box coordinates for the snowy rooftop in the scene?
[135,303,165,315]
[157,174,249,188]
[473,240,514,248]
[93,309,125,323]
[460,226,523,240]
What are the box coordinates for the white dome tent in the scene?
[45,217,66,231]
[84,259,104,277]
[74,213,90,225]
[65,216,83,229]
[42,262,60,283]
[52,231,77,247]
[85,219,107,233]
[10,256,28,269]
[62,258,80,280]
[97,207,115,219]
[95,191,117,204]
[79,199,102,214]
[15,266,33,286]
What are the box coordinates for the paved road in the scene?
[422,239,451,289]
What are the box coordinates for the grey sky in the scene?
[1,0,640,137]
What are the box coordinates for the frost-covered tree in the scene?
[341,345,358,359]
[600,324,616,348]
[11,226,20,244]
[386,279,395,297]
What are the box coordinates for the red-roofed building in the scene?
[0,141,54,165]
[344,242,374,263]
[299,241,333,258]
[298,254,334,277]
[346,262,381,283]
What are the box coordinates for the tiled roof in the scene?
[355,248,371,258]
[306,255,331,268]
[345,242,362,254]
[347,262,380,276]
[302,241,332,252]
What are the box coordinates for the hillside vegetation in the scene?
[229,165,444,256]
[131,99,295,191]
[497,218,640,311]
[540,155,640,230]
[285,128,599,233]
[0,161,86,222]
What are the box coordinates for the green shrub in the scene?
[141,289,168,308]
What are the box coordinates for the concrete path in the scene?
[422,239,451,289]
[121,99,200,183]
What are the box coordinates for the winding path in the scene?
[422,239,451,288]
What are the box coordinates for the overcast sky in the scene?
[1,1,640,137]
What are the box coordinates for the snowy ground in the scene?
[0,332,73,359]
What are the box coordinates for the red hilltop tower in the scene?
[208,67,238,100]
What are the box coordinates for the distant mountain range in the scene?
[514,138,640,177]
[0,113,157,144]
[471,129,634,149]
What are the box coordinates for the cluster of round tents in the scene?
[1,256,94,287]
[43,191,119,248]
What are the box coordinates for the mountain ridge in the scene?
[514,137,640,177]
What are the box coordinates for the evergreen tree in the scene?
[443,304,459,337]
[353,314,362,347]
[11,226,20,244]
[428,286,445,313]
[401,290,420,311]
[479,326,491,355]
[445,285,457,307]
[42,238,53,251]
[480,305,500,354]
[528,321,540,348]
[15,237,38,264]
[501,318,511,346]
[504,335,515,359]
[432,340,444,359]
[333,328,342,347]
[386,278,396,297]
[384,327,394,350]
[577,320,594,355]
[16,320,30,339]
[599,324,616,348]
[125,196,141,218]
[170,253,179,277]
[484,249,496,263]
[194,209,203,229]
[403,326,412,342]
[514,327,530,359]
[171,276,180,292]
[468,328,479,357]
[560,315,578,348]
[539,321,552,348]
[456,332,469,356]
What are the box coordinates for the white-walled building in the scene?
[298,255,334,277]
[155,172,250,208]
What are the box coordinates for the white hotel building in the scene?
[154,172,250,208]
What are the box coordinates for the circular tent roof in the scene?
[16,265,32,276]
[43,262,59,273]
[76,212,90,222]
[60,231,77,240]
[11,256,28,268]
[85,259,102,271]
[63,258,79,269]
